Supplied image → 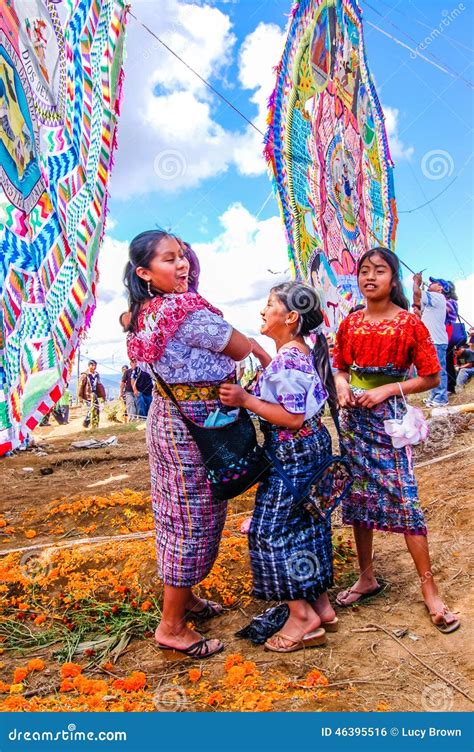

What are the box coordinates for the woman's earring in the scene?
[147,281,153,298]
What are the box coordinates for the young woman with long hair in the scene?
[333,247,460,633]
[124,230,251,658]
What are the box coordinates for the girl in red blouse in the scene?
[333,248,460,633]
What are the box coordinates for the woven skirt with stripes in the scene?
[146,392,227,587]
[340,398,427,535]
[249,417,334,602]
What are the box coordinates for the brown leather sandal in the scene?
[264,628,326,653]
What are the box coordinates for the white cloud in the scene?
[195,202,290,338]
[109,10,285,198]
[231,22,286,176]
[382,105,414,161]
[109,0,237,198]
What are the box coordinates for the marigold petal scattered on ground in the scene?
[60,662,82,679]
[27,658,45,672]
[188,669,202,683]
[13,668,28,684]
[33,615,46,626]
[140,600,152,612]
[112,671,147,692]
[59,679,75,693]
[0,681,10,693]
[24,530,37,539]
[305,669,328,687]
[9,683,24,694]
[224,654,244,672]
[207,691,224,706]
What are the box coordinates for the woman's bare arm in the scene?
[221,329,252,361]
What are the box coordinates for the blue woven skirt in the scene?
[340,398,427,535]
[249,417,334,601]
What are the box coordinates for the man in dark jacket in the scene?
[78,360,106,428]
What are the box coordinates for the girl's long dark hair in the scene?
[271,281,338,420]
[123,230,172,332]
[357,247,409,310]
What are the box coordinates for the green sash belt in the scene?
[349,370,402,390]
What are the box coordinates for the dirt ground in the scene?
[0,389,473,713]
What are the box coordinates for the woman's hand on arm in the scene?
[221,329,252,362]
[335,370,356,408]
[218,384,304,429]
[249,338,272,368]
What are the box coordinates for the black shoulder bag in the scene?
[265,412,353,522]
[151,371,271,501]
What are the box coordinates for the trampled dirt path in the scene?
[0,390,472,712]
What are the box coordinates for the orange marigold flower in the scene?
[24,530,37,539]
[224,665,247,688]
[112,671,146,692]
[33,615,47,626]
[13,668,29,684]
[73,676,108,696]
[140,600,153,612]
[27,658,45,672]
[102,662,114,671]
[60,662,82,678]
[376,701,390,712]
[0,519,6,527]
[207,691,224,706]
[0,680,11,693]
[59,679,75,693]
[17,603,29,611]
[305,669,328,687]
[224,653,244,672]
[188,668,201,683]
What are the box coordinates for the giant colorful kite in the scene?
[265,0,397,330]
[0,0,127,454]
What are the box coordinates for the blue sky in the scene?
[84,0,473,373]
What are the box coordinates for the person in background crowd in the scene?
[119,365,128,422]
[335,249,459,634]
[121,359,138,421]
[444,281,460,395]
[413,275,449,407]
[132,364,153,418]
[456,342,474,389]
[78,360,106,428]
